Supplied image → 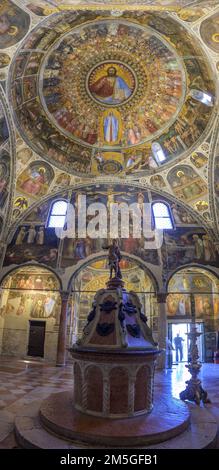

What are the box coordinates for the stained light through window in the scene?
[152,202,173,229]
[48,200,68,228]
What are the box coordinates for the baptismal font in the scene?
[36,242,191,447]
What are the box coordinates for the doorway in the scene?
[27,321,46,357]
[168,322,204,366]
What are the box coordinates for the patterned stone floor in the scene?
[0,357,218,448]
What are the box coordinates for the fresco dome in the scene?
[9,11,215,177]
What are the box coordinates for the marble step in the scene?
[14,399,217,449]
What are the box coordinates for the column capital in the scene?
[157,292,168,303]
[60,291,69,302]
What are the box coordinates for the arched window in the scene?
[190,89,213,107]
[151,142,166,165]
[48,200,68,228]
[152,202,174,230]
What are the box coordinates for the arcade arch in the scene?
[0,265,61,361]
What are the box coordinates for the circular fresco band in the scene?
[8,11,215,177]
[39,19,187,151]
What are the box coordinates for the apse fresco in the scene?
[0,1,30,49]
[0,267,60,322]
[167,165,207,202]
[17,161,54,198]
[163,228,218,271]
[4,184,218,272]
[61,184,160,268]
[4,224,59,268]
[9,10,215,177]
[200,12,219,53]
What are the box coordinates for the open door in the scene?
[168,322,204,366]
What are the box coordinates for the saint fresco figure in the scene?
[15,226,26,245]
[36,226,44,245]
[192,234,204,260]
[31,299,44,318]
[20,167,46,196]
[202,235,216,262]
[89,66,132,105]
[27,225,36,244]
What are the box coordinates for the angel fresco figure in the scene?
[103,239,122,279]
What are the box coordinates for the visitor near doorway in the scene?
[173,333,185,362]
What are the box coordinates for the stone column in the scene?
[56,291,69,367]
[157,292,168,370]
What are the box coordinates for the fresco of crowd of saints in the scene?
[4,223,59,268]
[9,11,214,176]
[167,271,219,320]
[167,165,207,202]
[17,161,54,198]
[163,227,218,271]
[0,1,30,49]
[0,268,60,321]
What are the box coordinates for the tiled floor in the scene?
[0,357,218,448]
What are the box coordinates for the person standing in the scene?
[173,333,185,362]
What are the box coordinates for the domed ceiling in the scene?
[9,9,215,177]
